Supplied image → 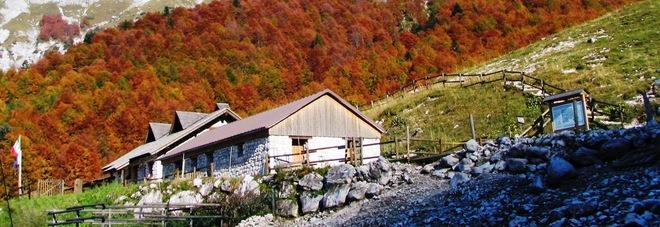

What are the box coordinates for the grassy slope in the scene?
[0,182,136,226]
[366,0,658,155]
[462,0,659,101]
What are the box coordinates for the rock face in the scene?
[277,199,299,218]
[322,184,351,208]
[547,156,576,183]
[299,191,323,214]
[299,173,324,191]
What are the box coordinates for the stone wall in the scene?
[212,137,268,177]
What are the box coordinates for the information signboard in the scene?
[551,101,585,130]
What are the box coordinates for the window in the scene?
[237,143,244,157]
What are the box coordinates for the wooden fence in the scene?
[359,70,625,137]
[48,203,226,226]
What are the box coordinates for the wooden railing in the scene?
[48,203,226,226]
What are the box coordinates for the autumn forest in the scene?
[0,0,635,190]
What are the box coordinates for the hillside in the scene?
[365,0,658,149]
[0,0,636,189]
[0,0,213,70]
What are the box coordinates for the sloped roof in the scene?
[146,122,171,142]
[543,89,589,103]
[173,111,209,132]
[215,103,230,111]
[159,89,384,160]
[102,106,241,172]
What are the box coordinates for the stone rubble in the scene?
[271,124,659,226]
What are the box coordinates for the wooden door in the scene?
[345,138,363,165]
[292,138,308,165]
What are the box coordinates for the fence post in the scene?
[60,180,64,195]
[394,136,399,159]
[619,105,624,128]
[459,74,464,87]
[521,73,525,91]
[406,126,411,163]
[540,80,545,98]
[503,71,507,88]
[469,114,476,139]
[438,138,443,154]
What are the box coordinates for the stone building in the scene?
[102,103,241,183]
[158,89,384,178]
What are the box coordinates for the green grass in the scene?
[0,182,136,226]
[366,0,659,156]
[461,0,659,101]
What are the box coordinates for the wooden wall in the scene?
[270,95,381,138]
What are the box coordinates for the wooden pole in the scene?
[581,94,590,130]
[406,126,410,163]
[469,114,477,139]
[394,136,399,159]
[181,153,185,178]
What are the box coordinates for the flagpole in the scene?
[17,136,21,196]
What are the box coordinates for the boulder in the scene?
[192,177,203,187]
[276,199,299,218]
[442,155,460,167]
[355,165,371,181]
[599,138,632,160]
[494,160,507,171]
[473,162,494,175]
[321,183,351,208]
[299,191,323,214]
[530,175,544,192]
[347,181,369,201]
[432,168,450,178]
[237,175,260,196]
[497,137,512,147]
[567,147,601,167]
[134,191,163,218]
[506,158,528,173]
[422,164,435,174]
[325,164,356,185]
[299,173,324,191]
[278,181,296,199]
[465,139,480,153]
[402,171,413,184]
[547,156,576,183]
[450,172,471,188]
[365,183,383,198]
[169,191,202,205]
[368,157,392,185]
[219,179,234,193]
[199,183,214,197]
[527,146,550,159]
